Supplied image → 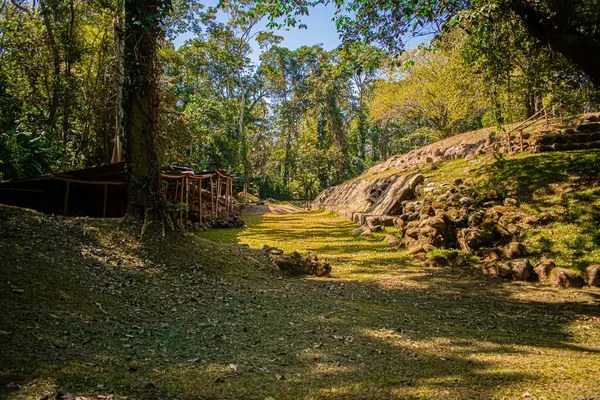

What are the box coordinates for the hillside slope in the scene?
[0,206,279,399]
[312,114,600,280]
[313,114,599,218]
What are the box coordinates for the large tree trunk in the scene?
[122,0,171,227]
[511,0,600,86]
[112,9,125,163]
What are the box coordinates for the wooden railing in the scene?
[505,106,548,154]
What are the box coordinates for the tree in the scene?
[122,0,173,227]
[370,36,486,142]
[258,0,600,85]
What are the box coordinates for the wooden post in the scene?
[103,184,108,218]
[216,175,221,218]
[185,176,189,227]
[198,179,203,223]
[210,175,214,218]
[179,177,184,228]
[506,132,512,154]
[175,179,179,203]
[229,178,233,214]
[519,130,524,153]
[63,181,70,216]
[226,178,230,215]
[545,108,549,125]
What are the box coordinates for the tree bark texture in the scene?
[122,0,170,223]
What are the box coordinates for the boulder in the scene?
[586,265,600,287]
[452,178,463,186]
[423,255,449,268]
[482,259,535,281]
[361,228,374,238]
[420,205,435,216]
[458,228,494,253]
[393,217,405,230]
[504,197,520,207]
[422,216,447,230]
[468,212,485,227]
[503,242,527,259]
[534,260,556,281]
[271,251,331,277]
[352,227,365,236]
[383,234,401,246]
[549,268,585,288]
[480,220,512,243]
[459,196,475,206]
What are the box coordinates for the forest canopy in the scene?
[0,0,598,201]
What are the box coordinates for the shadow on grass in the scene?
[1,205,599,399]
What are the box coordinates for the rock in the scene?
[393,217,405,230]
[420,205,435,216]
[352,227,365,236]
[408,245,426,255]
[503,242,527,259]
[361,228,373,238]
[383,234,401,246]
[404,202,416,213]
[453,254,467,267]
[485,247,504,261]
[263,245,283,255]
[468,212,485,227]
[481,220,512,243]
[431,201,445,210]
[549,268,585,288]
[452,178,463,186]
[272,251,331,277]
[586,265,600,287]
[458,228,494,253]
[423,217,447,230]
[423,255,449,268]
[534,260,556,281]
[459,196,475,206]
[368,224,384,233]
[482,259,535,281]
[430,255,450,266]
[308,259,332,277]
[504,197,520,207]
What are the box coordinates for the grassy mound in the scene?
[0,206,275,399]
[423,150,600,272]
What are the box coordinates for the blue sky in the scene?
[174,1,429,63]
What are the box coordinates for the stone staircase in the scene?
[534,115,600,152]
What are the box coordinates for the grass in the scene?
[1,202,600,399]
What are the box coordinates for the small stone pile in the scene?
[209,215,246,229]
[263,246,331,277]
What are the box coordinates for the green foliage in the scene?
[0,127,55,180]
[167,202,189,213]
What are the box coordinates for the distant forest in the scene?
[1,0,598,200]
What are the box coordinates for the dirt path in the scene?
[241,203,306,214]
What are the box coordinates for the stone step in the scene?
[539,140,600,152]
[539,131,600,145]
[576,122,600,133]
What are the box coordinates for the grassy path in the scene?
[196,210,600,399]
[1,207,599,399]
